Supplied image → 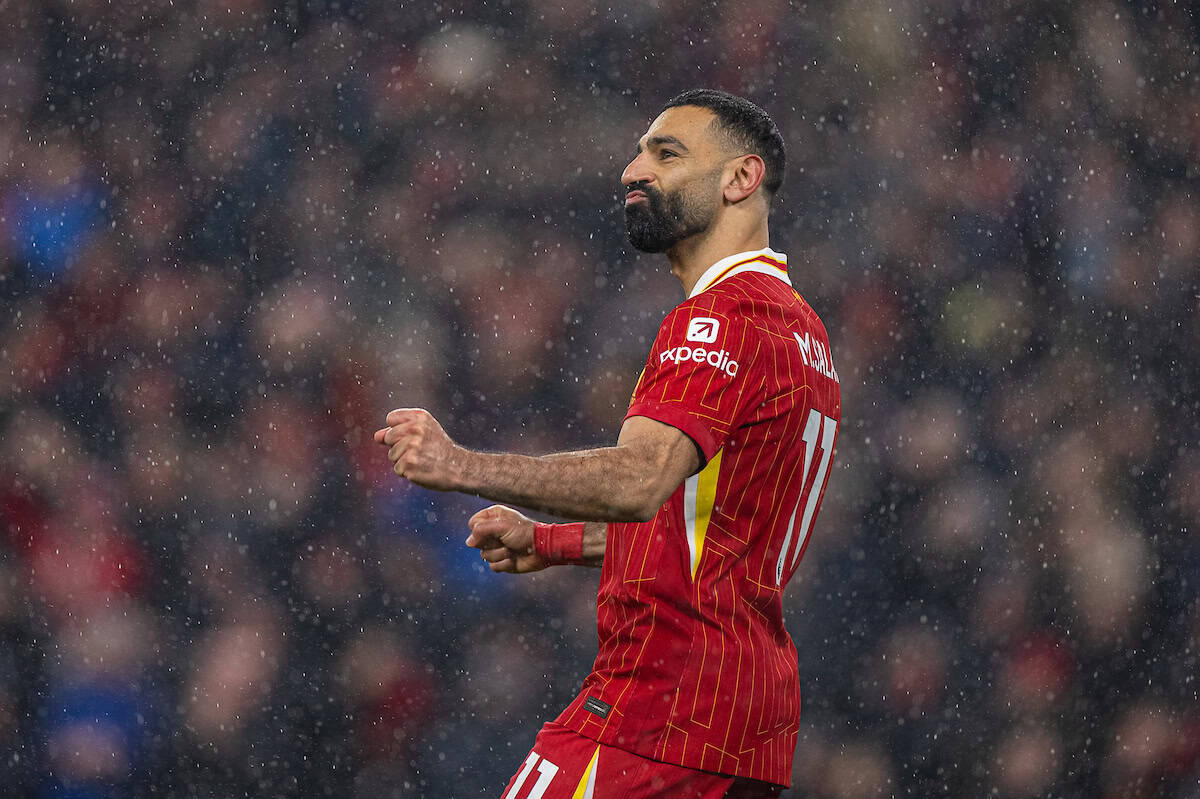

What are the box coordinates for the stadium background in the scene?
[2,0,1198,796]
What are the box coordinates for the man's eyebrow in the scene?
[636,135,690,154]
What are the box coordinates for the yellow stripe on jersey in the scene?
[572,746,600,799]
[683,448,723,580]
[630,368,646,403]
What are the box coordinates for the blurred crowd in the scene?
[1,0,1198,797]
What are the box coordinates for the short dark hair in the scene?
[663,89,786,196]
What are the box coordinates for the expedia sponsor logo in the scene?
[659,345,739,377]
[686,317,720,343]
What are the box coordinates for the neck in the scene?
[667,214,770,297]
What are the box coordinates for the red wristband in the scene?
[533,522,587,566]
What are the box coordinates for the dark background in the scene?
[1,0,1198,796]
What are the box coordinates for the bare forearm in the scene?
[582,522,606,566]
[378,409,697,523]
[456,447,657,523]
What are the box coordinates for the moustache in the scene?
[623,181,662,205]
[619,182,667,213]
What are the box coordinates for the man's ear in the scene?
[723,154,766,203]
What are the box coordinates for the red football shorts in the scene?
[500,722,785,799]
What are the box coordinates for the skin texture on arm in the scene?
[579,522,606,564]
[374,409,701,523]
[465,506,607,571]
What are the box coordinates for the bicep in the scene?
[617,415,702,496]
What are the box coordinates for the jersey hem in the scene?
[555,717,791,789]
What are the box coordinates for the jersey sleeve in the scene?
[625,293,763,461]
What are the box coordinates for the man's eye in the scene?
[660,150,677,159]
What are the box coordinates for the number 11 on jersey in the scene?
[776,409,837,586]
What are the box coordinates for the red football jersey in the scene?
[555,248,842,787]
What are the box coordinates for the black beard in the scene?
[624,182,713,254]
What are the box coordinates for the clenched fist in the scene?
[465,505,546,573]
[374,408,469,491]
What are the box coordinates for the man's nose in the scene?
[621,154,653,187]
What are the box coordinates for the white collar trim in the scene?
[687,247,790,299]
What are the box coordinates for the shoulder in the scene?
[675,273,770,313]
[648,285,767,368]
[678,272,796,325]
[657,288,751,343]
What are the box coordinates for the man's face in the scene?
[621,106,728,254]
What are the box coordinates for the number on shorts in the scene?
[503,751,560,799]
